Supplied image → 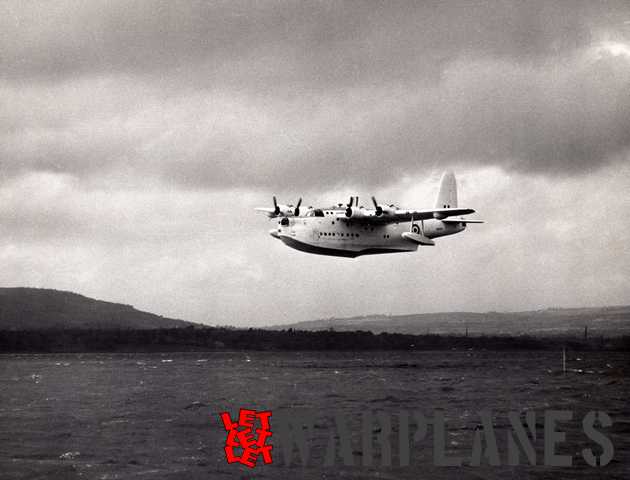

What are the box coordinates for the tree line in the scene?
[0,326,627,353]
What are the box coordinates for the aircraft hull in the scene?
[269,215,465,257]
[278,235,409,258]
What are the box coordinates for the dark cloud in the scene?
[3,52,629,190]
[1,0,630,190]
[2,0,625,83]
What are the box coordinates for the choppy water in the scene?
[0,350,628,479]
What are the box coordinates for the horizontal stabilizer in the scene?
[401,232,435,246]
[442,218,484,224]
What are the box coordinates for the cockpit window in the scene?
[314,209,324,217]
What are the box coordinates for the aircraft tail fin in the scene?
[435,171,458,209]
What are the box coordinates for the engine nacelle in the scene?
[272,197,302,217]
[371,197,396,217]
[375,204,396,216]
[277,205,294,216]
[345,206,366,218]
[433,212,447,220]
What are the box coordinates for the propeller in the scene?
[345,196,354,217]
[272,196,280,216]
[372,196,383,216]
[293,197,302,216]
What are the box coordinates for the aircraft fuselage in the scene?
[270,209,466,257]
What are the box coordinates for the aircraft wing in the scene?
[442,218,484,224]
[393,208,475,221]
[336,207,476,223]
[255,207,278,218]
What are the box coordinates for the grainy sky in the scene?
[1,1,629,326]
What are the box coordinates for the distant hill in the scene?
[273,306,630,337]
[0,288,196,330]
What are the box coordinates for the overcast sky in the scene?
[2,1,629,326]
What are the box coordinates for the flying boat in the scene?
[255,172,482,257]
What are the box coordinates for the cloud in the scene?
[2,1,630,187]
[3,1,625,82]
[2,43,630,189]
[1,165,629,326]
[2,1,630,325]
